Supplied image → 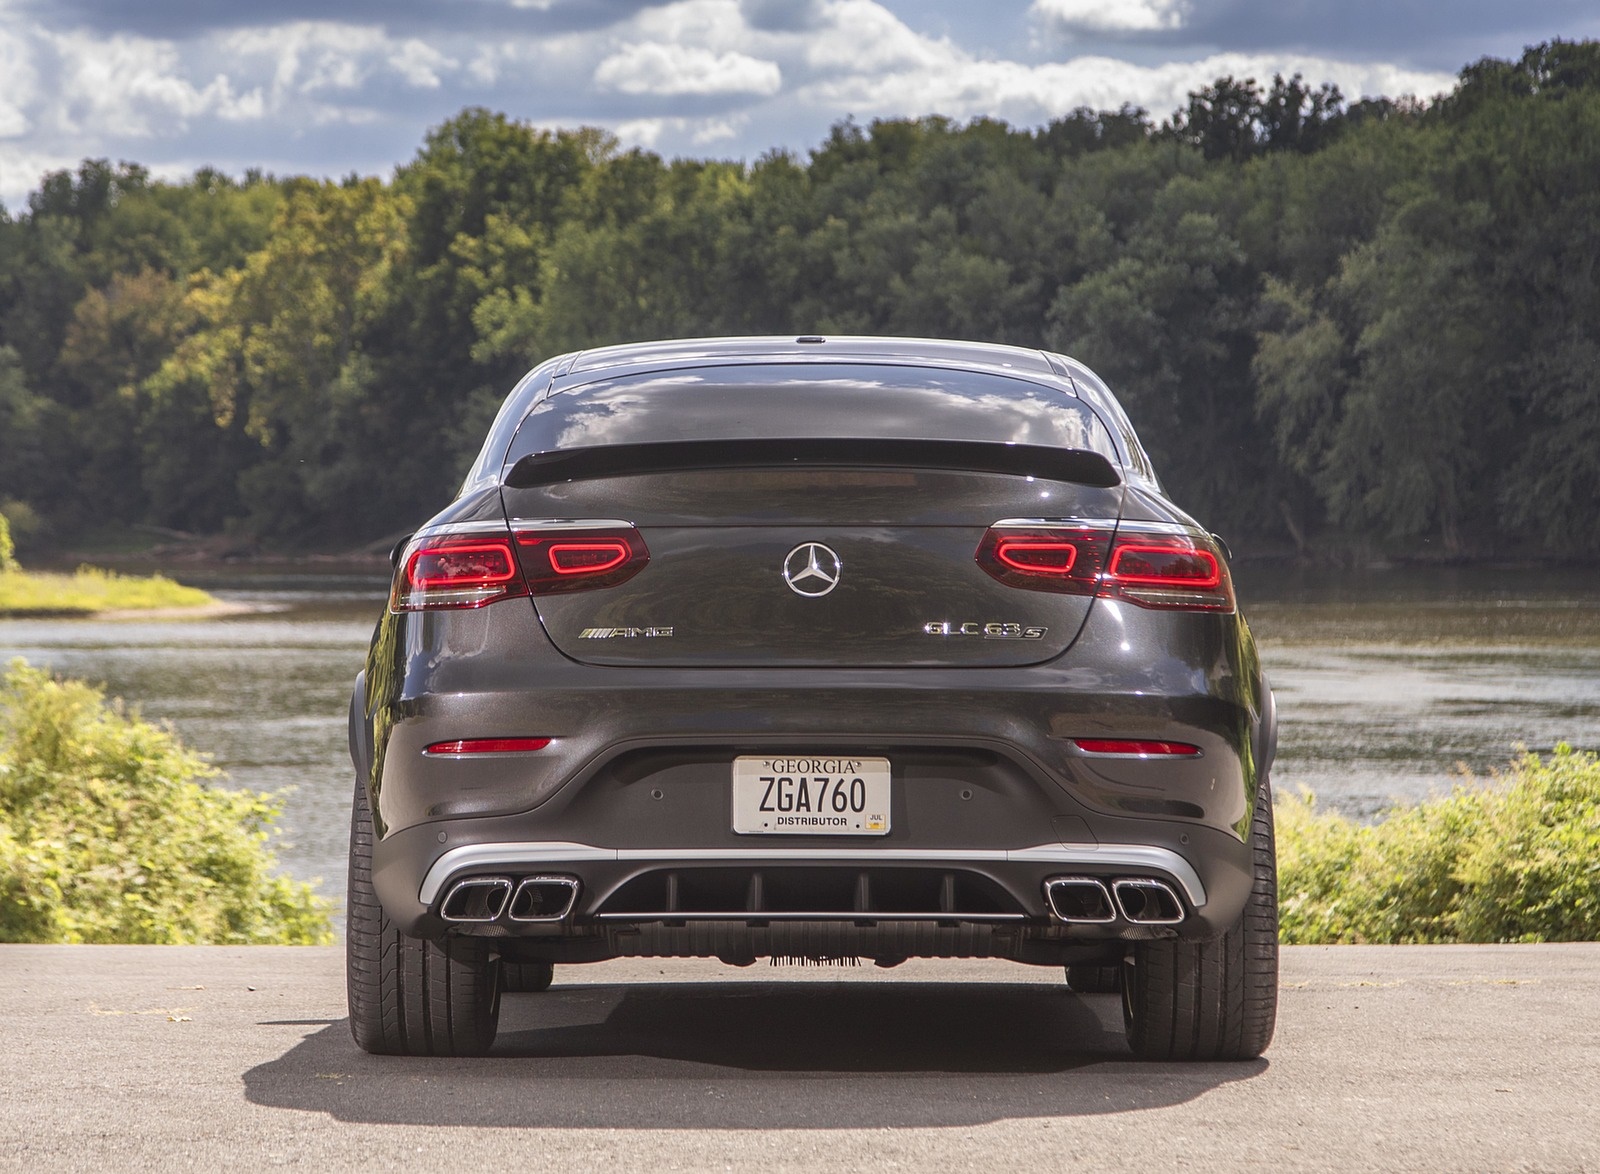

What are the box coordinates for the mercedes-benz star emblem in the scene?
[783,542,842,598]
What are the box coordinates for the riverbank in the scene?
[0,565,221,617]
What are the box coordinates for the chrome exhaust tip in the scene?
[1044,877,1116,923]
[1111,878,1185,925]
[439,877,513,922]
[507,876,580,922]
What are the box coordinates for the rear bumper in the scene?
[414,841,1208,908]
[368,798,1256,957]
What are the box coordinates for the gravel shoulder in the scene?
[1,943,1596,1172]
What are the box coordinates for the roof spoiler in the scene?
[505,438,1120,489]
[503,438,1122,490]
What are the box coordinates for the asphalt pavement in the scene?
[1,943,1596,1172]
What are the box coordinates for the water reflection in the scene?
[1,566,1597,914]
[1238,564,1600,818]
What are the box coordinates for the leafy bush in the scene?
[1277,745,1600,944]
[0,660,331,944]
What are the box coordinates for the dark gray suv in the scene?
[346,336,1278,1060]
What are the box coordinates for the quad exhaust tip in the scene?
[1045,876,1186,925]
[1111,878,1185,925]
[1044,877,1116,923]
[439,877,513,922]
[508,876,580,922]
[438,875,580,923]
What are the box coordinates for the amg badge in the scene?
[577,626,674,639]
[923,621,1047,640]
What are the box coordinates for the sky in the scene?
[1,0,1596,211]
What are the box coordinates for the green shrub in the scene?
[0,512,16,574]
[1277,745,1600,944]
[0,660,331,944]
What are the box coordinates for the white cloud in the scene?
[0,146,79,210]
[614,117,671,148]
[798,46,1455,126]
[51,30,263,136]
[0,27,36,137]
[801,0,953,72]
[692,116,744,143]
[595,43,782,96]
[467,44,508,86]
[614,113,749,149]
[223,22,459,96]
[1031,0,1192,34]
[629,0,755,52]
[224,23,378,94]
[389,40,456,89]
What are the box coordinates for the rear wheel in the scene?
[1121,771,1278,1061]
[346,778,501,1056]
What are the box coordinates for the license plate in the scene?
[731,756,891,835]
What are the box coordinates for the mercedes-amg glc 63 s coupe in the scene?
[347,336,1279,1060]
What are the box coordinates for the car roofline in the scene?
[558,335,1061,379]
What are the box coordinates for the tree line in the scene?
[1,40,1597,559]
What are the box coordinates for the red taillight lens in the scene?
[995,539,1079,574]
[410,542,518,589]
[976,524,1234,612]
[1072,738,1202,758]
[975,526,1112,596]
[515,526,649,594]
[423,737,552,756]
[392,533,528,611]
[1104,533,1233,611]
[1109,542,1219,589]
[548,541,630,575]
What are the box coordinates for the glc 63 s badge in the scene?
[923,621,1047,639]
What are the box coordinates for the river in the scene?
[3,565,1598,906]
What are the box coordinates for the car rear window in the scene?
[503,363,1119,465]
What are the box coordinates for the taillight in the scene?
[975,525,1112,597]
[1104,532,1233,611]
[995,540,1079,574]
[548,542,629,575]
[391,522,649,611]
[392,533,527,611]
[515,526,648,594]
[976,523,1234,612]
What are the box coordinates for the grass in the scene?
[0,565,216,615]
[1277,745,1600,944]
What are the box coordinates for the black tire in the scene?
[1121,771,1278,1061]
[502,961,554,993]
[346,778,501,1056]
[1065,964,1123,994]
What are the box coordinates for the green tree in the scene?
[1048,200,1269,532]
[148,179,407,538]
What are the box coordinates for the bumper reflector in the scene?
[1072,739,1202,758]
[423,737,553,756]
